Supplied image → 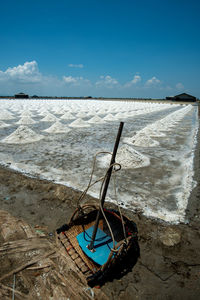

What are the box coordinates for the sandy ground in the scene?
[0,120,199,299]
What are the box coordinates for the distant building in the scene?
[166,93,196,102]
[15,92,29,99]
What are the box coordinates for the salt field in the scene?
[0,99,198,224]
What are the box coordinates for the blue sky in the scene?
[0,0,199,98]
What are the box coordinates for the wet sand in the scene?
[0,123,199,299]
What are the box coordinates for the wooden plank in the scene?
[81,265,89,273]
[66,245,73,251]
[68,248,76,255]
[74,257,82,265]
[71,253,79,260]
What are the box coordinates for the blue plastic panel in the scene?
[76,226,116,266]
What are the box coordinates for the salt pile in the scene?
[20,111,33,117]
[98,144,150,169]
[115,112,126,119]
[2,125,44,144]
[60,112,75,120]
[87,110,96,117]
[133,132,160,147]
[0,110,15,120]
[17,116,36,125]
[51,108,64,115]
[75,111,88,118]
[41,113,58,122]
[103,114,116,121]
[124,132,160,147]
[139,126,166,137]
[88,115,106,124]
[154,120,174,131]
[69,118,90,128]
[37,108,49,117]
[44,121,71,133]
[97,109,107,115]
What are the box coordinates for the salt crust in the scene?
[98,144,150,169]
[0,99,195,224]
[44,121,71,133]
[69,118,90,128]
[0,121,10,128]
[2,125,44,144]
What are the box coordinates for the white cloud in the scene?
[0,61,42,83]
[63,76,77,84]
[124,75,141,87]
[176,82,184,90]
[0,62,176,98]
[68,64,84,68]
[95,75,119,88]
[145,76,161,86]
[63,75,91,86]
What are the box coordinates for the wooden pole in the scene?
[88,122,124,251]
